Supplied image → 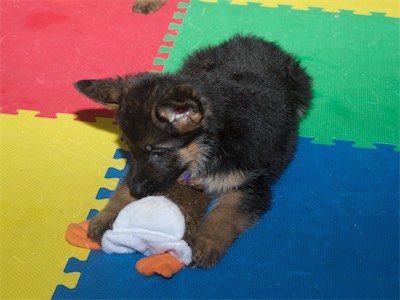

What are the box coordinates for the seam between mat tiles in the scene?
[201,0,400,18]
[53,147,130,296]
[152,1,399,151]
[152,0,191,72]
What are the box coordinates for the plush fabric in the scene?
[101,196,192,265]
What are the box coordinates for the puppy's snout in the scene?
[129,179,149,198]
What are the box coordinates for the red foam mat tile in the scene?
[0,0,186,121]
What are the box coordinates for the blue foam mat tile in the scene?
[53,138,399,299]
[113,148,130,160]
[95,149,130,200]
[95,187,113,200]
[87,209,99,220]
[107,149,130,179]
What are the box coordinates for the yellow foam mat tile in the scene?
[0,111,123,299]
[202,0,400,17]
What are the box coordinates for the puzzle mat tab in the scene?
[53,138,399,299]
[95,149,130,200]
[203,0,400,17]
[156,0,399,149]
[0,111,126,299]
[0,0,187,121]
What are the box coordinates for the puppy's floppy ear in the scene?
[155,84,204,133]
[74,77,129,110]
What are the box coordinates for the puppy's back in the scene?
[179,35,312,182]
[181,35,311,115]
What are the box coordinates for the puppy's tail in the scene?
[286,57,313,119]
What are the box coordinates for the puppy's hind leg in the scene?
[88,177,136,242]
[190,179,271,268]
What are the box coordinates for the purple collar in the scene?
[179,170,192,184]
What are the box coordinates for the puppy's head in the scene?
[74,73,206,198]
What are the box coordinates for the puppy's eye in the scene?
[149,149,168,163]
[152,149,167,158]
[145,144,168,160]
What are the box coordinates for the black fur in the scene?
[74,34,312,267]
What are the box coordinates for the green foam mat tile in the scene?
[155,0,399,149]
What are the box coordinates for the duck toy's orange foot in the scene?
[65,220,101,250]
[136,253,185,278]
[65,196,192,278]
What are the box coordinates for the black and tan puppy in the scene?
[74,35,312,268]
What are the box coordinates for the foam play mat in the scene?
[1,0,399,299]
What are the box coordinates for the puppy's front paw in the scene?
[190,235,226,269]
[88,212,116,242]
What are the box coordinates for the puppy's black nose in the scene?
[129,180,149,198]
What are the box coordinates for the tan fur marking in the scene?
[206,190,249,231]
[105,103,120,110]
[179,141,247,194]
[157,108,202,133]
[204,170,246,194]
[179,140,201,164]
[105,181,135,213]
[174,114,202,133]
[191,190,253,268]
[178,177,204,190]
[108,86,122,102]
[157,109,172,122]
[189,112,202,123]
